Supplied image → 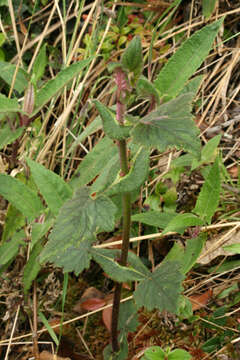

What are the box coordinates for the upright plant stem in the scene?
[33,280,40,360]
[111,139,131,352]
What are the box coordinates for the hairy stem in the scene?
[111,139,131,353]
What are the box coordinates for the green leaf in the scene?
[91,248,149,282]
[134,260,184,313]
[168,349,192,360]
[26,158,72,216]
[91,154,119,194]
[93,100,131,140]
[136,76,160,104]
[162,213,204,235]
[66,116,102,158]
[164,233,207,274]
[180,75,203,96]
[208,260,240,274]
[0,230,25,268]
[142,346,165,360]
[0,61,28,93]
[0,174,44,221]
[190,134,221,170]
[39,311,59,346]
[31,218,54,248]
[0,33,5,47]
[223,243,240,254]
[193,157,220,223]
[118,300,139,333]
[70,137,118,189]
[154,18,224,99]
[103,300,138,360]
[40,187,117,274]
[106,147,150,195]
[202,0,217,19]
[42,238,93,275]
[131,211,176,228]
[23,241,43,294]
[121,35,143,74]
[131,93,201,158]
[0,125,23,150]
[34,58,92,113]
[31,44,47,85]
[1,205,25,243]
[0,94,20,113]
[201,134,221,164]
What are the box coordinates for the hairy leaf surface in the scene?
[203,0,217,19]
[106,147,150,195]
[131,93,200,157]
[91,248,149,282]
[134,260,183,313]
[91,154,119,194]
[0,126,23,150]
[162,213,204,235]
[26,158,72,216]
[93,100,131,140]
[42,239,93,275]
[0,94,20,113]
[163,233,207,274]
[70,137,117,189]
[40,187,117,273]
[32,44,47,84]
[193,158,220,223]
[132,211,176,228]
[0,230,25,268]
[0,61,28,93]
[1,206,25,244]
[154,18,224,98]
[0,174,44,220]
[34,58,92,113]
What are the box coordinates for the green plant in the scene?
[0,17,224,359]
[142,346,192,360]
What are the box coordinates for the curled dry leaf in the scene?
[73,287,105,314]
[81,297,106,311]
[188,289,213,311]
[39,350,71,360]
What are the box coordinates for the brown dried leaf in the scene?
[188,289,213,311]
[102,295,113,332]
[81,297,106,311]
[73,287,105,313]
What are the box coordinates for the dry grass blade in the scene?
[4,305,20,360]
